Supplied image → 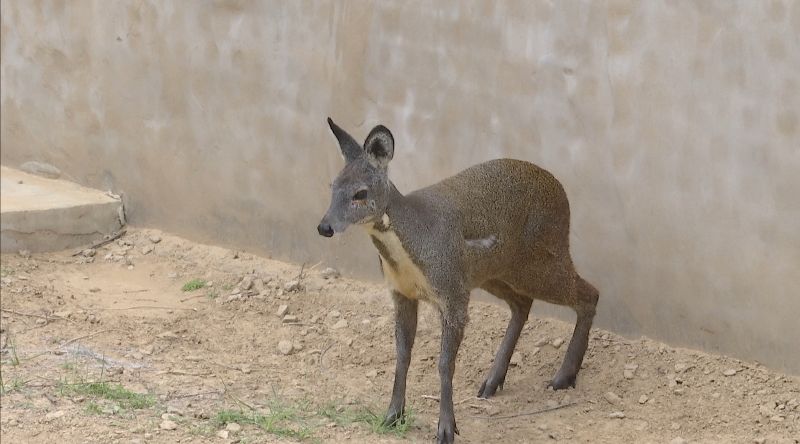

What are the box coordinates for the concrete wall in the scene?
[2,0,798,372]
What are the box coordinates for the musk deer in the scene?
[317,118,599,444]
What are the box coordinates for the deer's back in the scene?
[416,158,571,282]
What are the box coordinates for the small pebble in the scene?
[603,391,622,405]
[278,340,294,355]
[723,369,737,376]
[159,420,177,430]
[609,411,625,419]
[277,304,289,317]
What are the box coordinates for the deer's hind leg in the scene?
[549,276,598,389]
[477,280,533,399]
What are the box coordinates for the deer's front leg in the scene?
[437,299,467,444]
[383,291,418,427]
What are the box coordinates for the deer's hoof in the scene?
[548,373,576,390]
[437,416,459,444]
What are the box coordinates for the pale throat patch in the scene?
[367,214,436,304]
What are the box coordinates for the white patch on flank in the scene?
[367,222,436,305]
[381,213,391,227]
[465,235,498,249]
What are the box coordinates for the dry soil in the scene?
[1,229,797,443]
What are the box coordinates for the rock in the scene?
[638,395,648,404]
[769,415,784,422]
[624,369,635,380]
[510,352,522,367]
[240,276,253,291]
[328,310,341,318]
[21,161,61,179]
[226,422,242,432]
[282,315,299,323]
[609,411,625,419]
[754,438,766,444]
[240,365,251,374]
[625,363,639,371]
[54,310,72,318]
[277,304,289,317]
[82,248,97,257]
[149,235,162,244]
[278,340,294,355]
[89,287,101,293]
[366,369,378,378]
[321,267,340,279]
[284,280,301,292]
[157,331,178,340]
[331,319,348,330]
[675,363,691,373]
[45,410,65,421]
[551,338,565,348]
[216,430,229,439]
[670,438,687,444]
[141,245,154,255]
[534,337,550,347]
[166,405,184,416]
[159,419,177,430]
[18,249,31,258]
[723,369,738,376]
[670,422,681,430]
[603,391,622,405]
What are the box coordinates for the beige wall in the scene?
[2,0,799,372]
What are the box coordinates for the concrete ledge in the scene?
[1,166,123,252]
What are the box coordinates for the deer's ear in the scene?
[327,117,362,163]
[364,125,394,168]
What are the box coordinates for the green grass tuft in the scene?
[319,403,414,437]
[181,278,207,292]
[214,400,315,441]
[60,381,154,410]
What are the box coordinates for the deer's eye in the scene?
[353,190,368,200]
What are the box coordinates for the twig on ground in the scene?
[422,395,477,405]
[169,390,224,400]
[122,289,149,294]
[1,308,71,323]
[180,294,207,303]
[295,263,306,281]
[60,329,114,348]
[71,230,127,256]
[165,369,212,377]
[89,306,197,311]
[466,401,577,420]
[213,370,256,411]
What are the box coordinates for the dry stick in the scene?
[169,390,224,400]
[71,230,127,256]
[60,329,114,348]
[122,289,149,294]
[465,401,578,420]
[1,308,69,322]
[421,395,479,405]
[295,263,306,281]
[179,294,207,303]
[213,370,256,411]
[89,305,197,311]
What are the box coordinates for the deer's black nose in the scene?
[317,223,334,237]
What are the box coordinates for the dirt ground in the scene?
[0,228,797,444]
